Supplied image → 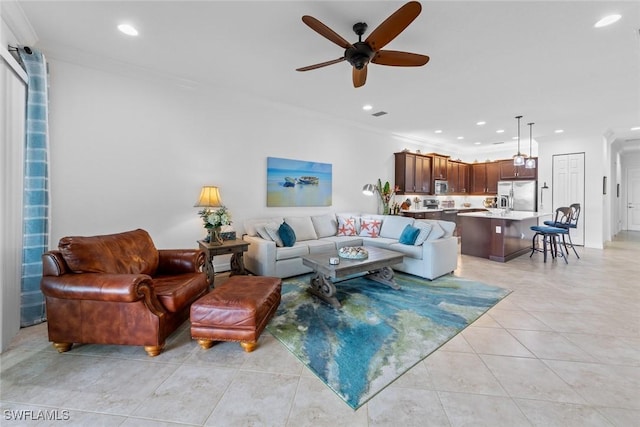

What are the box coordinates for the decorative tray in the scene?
[338,246,369,259]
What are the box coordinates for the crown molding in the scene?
[1,1,38,46]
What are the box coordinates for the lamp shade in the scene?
[362,184,375,196]
[194,186,223,208]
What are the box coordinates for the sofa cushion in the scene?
[337,216,358,236]
[399,224,421,245]
[311,214,337,238]
[284,216,318,241]
[275,244,309,261]
[388,242,423,259]
[58,228,159,275]
[380,216,414,239]
[361,237,397,249]
[360,218,382,237]
[245,217,283,237]
[265,223,284,247]
[319,236,363,248]
[255,222,281,242]
[413,221,433,246]
[305,239,336,254]
[425,222,445,241]
[437,220,456,238]
[278,222,296,247]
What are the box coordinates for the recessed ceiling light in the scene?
[118,24,138,36]
[631,126,640,131]
[474,141,482,145]
[594,14,621,28]
[496,129,505,134]
[476,121,486,126]
[362,104,373,111]
[457,136,464,140]
[555,129,564,134]
[434,130,443,134]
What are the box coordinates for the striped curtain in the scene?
[18,47,50,326]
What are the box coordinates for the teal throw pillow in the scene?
[399,224,420,245]
[278,222,296,247]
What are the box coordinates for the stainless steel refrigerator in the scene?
[498,180,537,212]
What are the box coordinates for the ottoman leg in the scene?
[240,341,257,352]
[197,339,215,349]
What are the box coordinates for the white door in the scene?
[553,153,585,245]
[627,167,640,231]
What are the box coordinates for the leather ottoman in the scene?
[190,276,282,352]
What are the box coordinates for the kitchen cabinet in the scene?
[401,210,441,220]
[470,162,500,194]
[429,154,449,180]
[394,152,432,194]
[447,160,469,194]
[499,159,537,179]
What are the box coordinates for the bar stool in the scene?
[530,207,571,263]
[544,203,580,258]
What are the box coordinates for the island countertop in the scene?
[457,210,550,220]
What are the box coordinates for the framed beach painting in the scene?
[267,157,332,207]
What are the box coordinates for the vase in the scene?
[380,202,390,215]
[208,227,223,245]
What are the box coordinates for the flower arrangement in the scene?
[198,206,232,229]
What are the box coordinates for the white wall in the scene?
[46,59,416,249]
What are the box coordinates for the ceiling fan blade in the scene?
[353,65,368,88]
[302,15,353,49]
[365,1,422,51]
[372,50,429,66]
[296,57,346,72]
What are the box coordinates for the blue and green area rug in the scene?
[266,272,511,409]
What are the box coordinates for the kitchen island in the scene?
[457,210,550,262]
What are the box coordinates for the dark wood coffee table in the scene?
[301,246,404,308]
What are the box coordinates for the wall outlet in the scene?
[495,226,502,234]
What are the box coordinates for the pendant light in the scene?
[525,122,536,169]
[513,115,525,166]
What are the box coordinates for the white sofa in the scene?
[242,213,458,280]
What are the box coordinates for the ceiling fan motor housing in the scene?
[345,42,374,69]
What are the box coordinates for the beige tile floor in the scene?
[1,232,639,426]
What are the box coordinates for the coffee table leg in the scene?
[308,273,341,309]
[366,266,401,290]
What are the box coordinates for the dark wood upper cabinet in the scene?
[499,159,537,179]
[471,162,500,194]
[394,152,432,194]
[429,154,449,180]
[446,160,469,194]
[396,153,535,196]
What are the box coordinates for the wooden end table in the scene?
[198,239,250,286]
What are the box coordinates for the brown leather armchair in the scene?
[41,229,208,357]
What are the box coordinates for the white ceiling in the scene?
[11,0,640,155]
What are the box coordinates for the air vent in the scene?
[492,141,505,145]
[371,111,388,117]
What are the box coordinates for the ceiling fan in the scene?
[296,1,430,88]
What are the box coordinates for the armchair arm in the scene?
[40,273,167,316]
[156,249,205,274]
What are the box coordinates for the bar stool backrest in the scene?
[568,203,581,228]
[554,207,572,227]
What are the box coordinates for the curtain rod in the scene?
[8,45,33,55]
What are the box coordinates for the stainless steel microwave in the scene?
[434,180,448,195]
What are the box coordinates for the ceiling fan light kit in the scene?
[296,1,429,88]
